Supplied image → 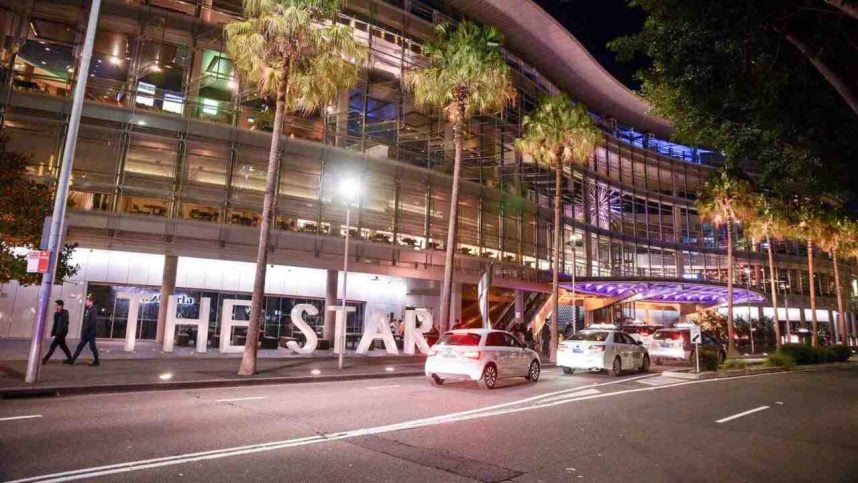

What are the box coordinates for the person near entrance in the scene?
[42,299,72,364]
[66,295,100,366]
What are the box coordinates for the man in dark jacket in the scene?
[66,295,100,366]
[42,300,72,364]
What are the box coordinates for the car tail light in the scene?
[461,350,481,360]
[558,343,569,352]
[588,345,606,352]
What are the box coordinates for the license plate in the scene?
[443,350,455,358]
[660,342,671,348]
[572,347,584,353]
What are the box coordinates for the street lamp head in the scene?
[339,177,362,205]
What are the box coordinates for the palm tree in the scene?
[515,95,599,363]
[405,21,515,333]
[696,165,755,356]
[815,214,854,345]
[744,195,789,348]
[225,0,366,375]
[791,201,825,347]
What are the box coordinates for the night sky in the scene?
[533,0,648,91]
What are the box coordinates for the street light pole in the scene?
[25,0,102,384]
[337,176,361,370]
[339,205,350,370]
[781,283,791,344]
[744,267,754,354]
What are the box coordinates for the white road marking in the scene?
[0,415,42,422]
[775,401,784,405]
[715,406,771,424]
[214,397,267,403]
[10,371,792,482]
[635,377,677,387]
[366,385,401,390]
[534,388,600,403]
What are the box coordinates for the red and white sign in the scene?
[26,250,50,273]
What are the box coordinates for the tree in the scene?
[225,0,366,376]
[693,310,728,341]
[609,0,858,206]
[789,200,826,347]
[0,135,78,286]
[815,214,855,344]
[515,95,599,363]
[744,194,789,348]
[404,21,515,333]
[696,165,755,356]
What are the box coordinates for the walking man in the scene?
[66,294,100,366]
[42,300,72,364]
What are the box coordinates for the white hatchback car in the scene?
[557,329,650,376]
[425,329,541,390]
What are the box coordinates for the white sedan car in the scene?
[425,329,541,390]
[557,329,650,376]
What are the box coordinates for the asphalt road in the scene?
[1,366,856,482]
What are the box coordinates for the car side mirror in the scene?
[635,340,642,345]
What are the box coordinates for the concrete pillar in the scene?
[799,306,807,329]
[450,282,463,326]
[828,309,837,342]
[850,312,857,345]
[323,269,338,341]
[155,255,178,344]
[584,309,594,327]
[677,304,698,323]
[514,289,525,327]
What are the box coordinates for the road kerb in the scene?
[0,369,426,399]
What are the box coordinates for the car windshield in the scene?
[653,330,685,341]
[566,330,609,342]
[436,333,482,346]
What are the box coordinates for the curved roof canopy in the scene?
[563,279,767,306]
[450,0,673,138]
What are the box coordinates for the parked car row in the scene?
[425,324,727,390]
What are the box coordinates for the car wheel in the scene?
[562,367,574,375]
[610,357,623,377]
[639,355,650,373]
[478,364,498,390]
[525,360,540,382]
[427,374,444,386]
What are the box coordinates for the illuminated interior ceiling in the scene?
[561,279,767,306]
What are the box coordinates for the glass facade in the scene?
[0,0,853,316]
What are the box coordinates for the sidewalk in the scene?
[0,339,427,398]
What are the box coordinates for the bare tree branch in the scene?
[783,30,858,115]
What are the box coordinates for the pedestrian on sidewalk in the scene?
[541,320,551,357]
[42,299,72,364]
[66,295,100,366]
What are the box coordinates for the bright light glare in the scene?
[311,369,321,376]
[384,366,395,372]
[159,372,173,381]
[339,178,361,203]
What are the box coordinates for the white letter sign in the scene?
[356,312,398,355]
[403,307,432,355]
[287,304,319,354]
[219,299,251,353]
[327,305,356,354]
[163,296,211,353]
[116,292,146,352]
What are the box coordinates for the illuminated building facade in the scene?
[0,0,854,345]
